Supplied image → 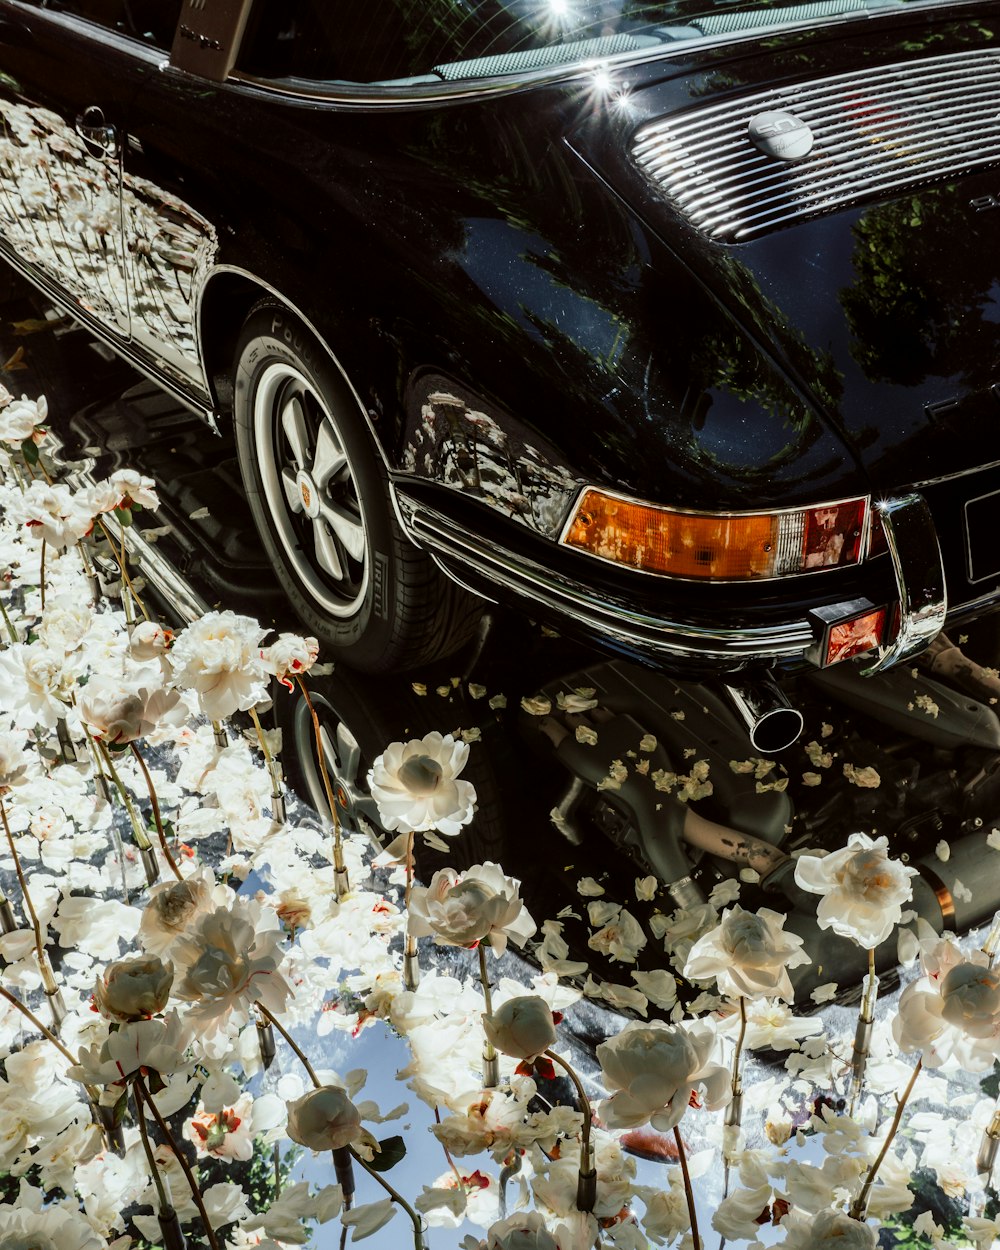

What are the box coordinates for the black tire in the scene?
[233,302,481,673]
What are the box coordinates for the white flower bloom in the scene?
[171,898,291,1035]
[37,602,92,654]
[107,468,160,511]
[408,862,536,955]
[286,1085,379,1153]
[683,905,810,1001]
[0,392,46,444]
[261,632,319,688]
[79,677,182,745]
[93,954,173,1022]
[778,1208,878,1250]
[0,642,76,729]
[168,610,269,720]
[794,832,917,948]
[483,996,558,1064]
[69,1010,189,1085]
[0,729,29,789]
[711,1184,772,1241]
[893,936,1000,1070]
[138,868,219,957]
[597,1018,731,1132]
[18,480,91,549]
[0,1197,105,1250]
[128,620,174,661]
[367,731,477,836]
[486,1211,559,1250]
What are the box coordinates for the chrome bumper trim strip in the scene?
[400,495,816,662]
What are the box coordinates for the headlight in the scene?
[561,488,868,581]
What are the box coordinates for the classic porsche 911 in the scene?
[0,0,996,704]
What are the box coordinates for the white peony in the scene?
[368,731,477,836]
[483,995,558,1063]
[168,610,269,720]
[597,1018,731,1132]
[408,861,536,955]
[128,620,174,661]
[793,832,917,948]
[0,1198,105,1250]
[683,905,810,1001]
[79,677,182,745]
[69,1010,189,1085]
[107,468,160,511]
[893,936,1000,1070]
[138,868,218,957]
[93,954,173,1022]
[0,392,46,444]
[285,1085,379,1153]
[778,1208,878,1250]
[486,1211,559,1250]
[18,480,91,549]
[261,632,318,688]
[171,898,292,1035]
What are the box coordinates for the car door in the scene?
[0,1,152,340]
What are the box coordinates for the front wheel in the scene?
[232,304,480,672]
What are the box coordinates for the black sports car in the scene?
[0,0,996,701]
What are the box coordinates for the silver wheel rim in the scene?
[254,361,370,618]
[293,696,383,846]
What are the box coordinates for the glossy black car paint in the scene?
[0,2,997,673]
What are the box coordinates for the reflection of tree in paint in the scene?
[0,98,215,378]
[841,190,1000,390]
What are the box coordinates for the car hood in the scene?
[568,8,1000,496]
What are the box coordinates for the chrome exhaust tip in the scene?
[722,678,804,753]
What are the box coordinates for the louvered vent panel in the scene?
[632,48,1000,241]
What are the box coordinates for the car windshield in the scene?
[238,0,947,85]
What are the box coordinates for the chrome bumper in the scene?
[399,490,949,672]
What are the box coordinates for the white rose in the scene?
[408,861,536,955]
[261,632,318,687]
[94,954,173,1021]
[168,610,269,720]
[285,1085,377,1153]
[367,731,477,836]
[793,832,917,948]
[683,905,810,1001]
[597,1018,731,1132]
[483,995,558,1063]
[486,1212,558,1250]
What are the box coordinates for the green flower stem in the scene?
[257,1003,321,1088]
[294,676,349,892]
[96,516,149,622]
[97,740,152,851]
[849,1056,922,1220]
[134,1082,171,1213]
[673,1126,701,1250]
[849,948,878,1118]
[478,943,497,1064]
[134,1074,222,1250]
[0,594,16,644]
[544,1049,595,1212]
[350,1146,427,1250]
[0,793,52,985]
[248,704,284,814]
[130,742,183,882]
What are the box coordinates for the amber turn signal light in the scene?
[562,489,867,581]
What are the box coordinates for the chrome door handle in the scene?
[75,106,118,157]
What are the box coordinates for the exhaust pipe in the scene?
[722,677,804,753]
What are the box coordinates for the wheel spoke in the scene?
[312,421,349,489]
[281,466,303,513]
[334,721,361,786]
[318,498,366,561]
[281,394,310,468]
[313,518,345,581]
